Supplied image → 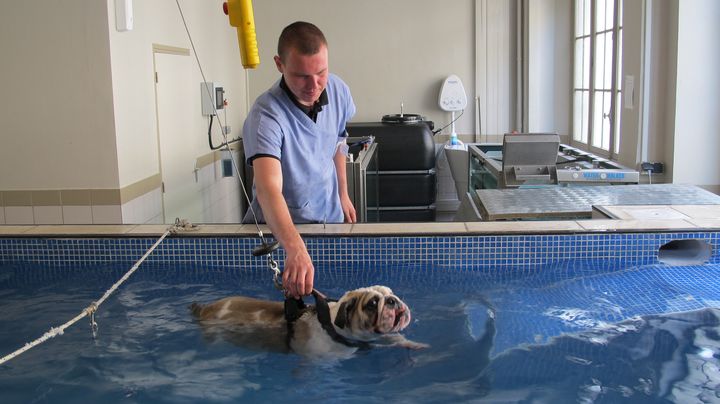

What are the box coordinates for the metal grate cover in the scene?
[476,184,720,220]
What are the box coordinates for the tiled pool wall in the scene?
[1,232,718,275]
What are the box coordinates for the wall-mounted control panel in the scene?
[438,74,468,112]
[201,82,225,116]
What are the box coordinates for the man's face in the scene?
[274,45,328,107]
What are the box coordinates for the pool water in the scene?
[1,261,719,403]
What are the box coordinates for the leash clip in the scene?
[268,256,283,290]
[86,303,99,339]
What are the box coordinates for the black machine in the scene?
[347,114,437,222]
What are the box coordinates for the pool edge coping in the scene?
[0,218,717,238]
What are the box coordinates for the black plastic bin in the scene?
[347,119,437,222]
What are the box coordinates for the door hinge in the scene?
[155,72,159,83]
[161,181,165,193]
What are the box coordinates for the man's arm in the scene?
[334,147,356,223]
[252,157,314,298]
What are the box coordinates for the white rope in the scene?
[0,220,192,366]
[90,228,173,311]
[0,310,90,365]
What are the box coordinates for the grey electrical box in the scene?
[201,82,224,116]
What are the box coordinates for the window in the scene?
[573,0,623,157]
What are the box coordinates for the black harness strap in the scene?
[284,289,370,350]
[283,297,306,349]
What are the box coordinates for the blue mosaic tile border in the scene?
[1,232,718,274]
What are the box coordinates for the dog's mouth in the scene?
[393,308,406,328]
[375,305,411,334]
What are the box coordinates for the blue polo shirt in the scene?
[242,73,356,224]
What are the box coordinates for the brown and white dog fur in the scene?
[191,285,428,359]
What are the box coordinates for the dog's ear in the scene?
[334,297,356,329]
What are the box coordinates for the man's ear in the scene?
[274,55,283,73]
[333,297,356,329]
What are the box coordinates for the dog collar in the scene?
[284,290,370,350]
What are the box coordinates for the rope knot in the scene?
[85,302,98,315]
[170,218,198,233]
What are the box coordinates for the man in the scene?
[242,21,356,298]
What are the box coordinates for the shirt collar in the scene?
[280,76,328,122]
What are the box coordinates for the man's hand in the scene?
[282,246,314,298]
[253,157,315,298]
[340,193,357,223]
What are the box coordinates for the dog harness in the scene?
[284,289,370,350]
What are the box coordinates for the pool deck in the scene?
[0,205,718,237]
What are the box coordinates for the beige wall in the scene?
[249,0,477,136]
[250,0,571,140]
[0,1,118,189]
[247,0,718,191]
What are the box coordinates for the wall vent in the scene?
[658,239,712,266]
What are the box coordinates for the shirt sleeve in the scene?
[243,106,284,166]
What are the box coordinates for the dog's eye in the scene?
[386,297,396,306]
[365,296,379,310]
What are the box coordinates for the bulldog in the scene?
[190,285,428,359]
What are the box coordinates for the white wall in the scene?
[107,0,246,188]
[1,0,717,224]
[619,0,677,176]
[663,1,679,181]
[616,0,719,191]
[476,0,519,138]
[249,0,477,137]
[0,1,118,189]
[527,0,572,137]
[617,0,643,168]
[0,1,249,224]
[671,0,720,188]
[0,0,245,192]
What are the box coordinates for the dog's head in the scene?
[332,285,412,340]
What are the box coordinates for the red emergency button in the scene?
[222,2,228,15]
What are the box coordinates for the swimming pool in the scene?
[1,231,719,402]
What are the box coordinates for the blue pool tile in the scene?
[1,232,718,274]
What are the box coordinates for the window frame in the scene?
[572,0,623,159]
